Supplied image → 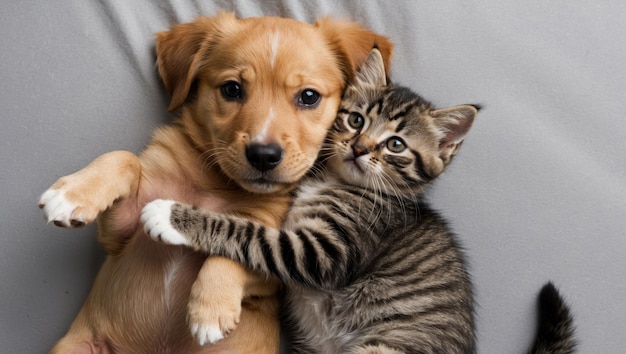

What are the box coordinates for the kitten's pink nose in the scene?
[352,144,368,157]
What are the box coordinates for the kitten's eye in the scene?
[221,81,244,100]
[386,137,406,153]
[298,89,321,108]
[348,113,365,129]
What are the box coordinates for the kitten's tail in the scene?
[528,282,576,354]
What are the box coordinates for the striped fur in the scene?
[157,49,479,353]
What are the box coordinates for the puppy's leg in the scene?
[39,150,142,251]
[50,334,112,354]
[49,307,114,354]
[39,150,141,228]
[187,257,281,347]
[187,257,246,345]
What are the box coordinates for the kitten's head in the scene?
[326,48,479,195]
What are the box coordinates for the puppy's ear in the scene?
[315,18,393,84]
[156,12,236,111]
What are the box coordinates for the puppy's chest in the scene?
[189,192,230,213]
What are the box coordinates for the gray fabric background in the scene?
[2,1,624,352]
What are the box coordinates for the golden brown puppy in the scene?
[39,12,392,353]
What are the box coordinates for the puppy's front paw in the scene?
[39,187,91,228]
[188,285,242,345]
[141,199,190,246]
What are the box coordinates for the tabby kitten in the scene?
[142,48,479,354]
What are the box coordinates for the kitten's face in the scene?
[325,49,478,195]
[327,86,437,194]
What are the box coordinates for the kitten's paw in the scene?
[38,187,92,228]
[140,199,190,246]
[188,290,241,345]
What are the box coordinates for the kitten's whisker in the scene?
[376,173,396,227]
[378,172,402,222]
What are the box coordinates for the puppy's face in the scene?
[195,17,346,193]
[157,13,393,194]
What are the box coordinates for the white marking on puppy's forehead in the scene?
[269,30,281,69]
[253,106,276,143]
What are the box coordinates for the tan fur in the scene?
[40,12,392,353]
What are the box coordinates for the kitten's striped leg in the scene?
[142,198,352,289]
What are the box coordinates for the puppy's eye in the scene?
[347,113,365,129]
[298,89,321,108]
[386,137,406,153]
[221,81,244,100]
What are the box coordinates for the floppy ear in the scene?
[155,12,236,111]
[315,18,393,84]
[431,104,480,162]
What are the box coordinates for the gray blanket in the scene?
[1,1,624,352]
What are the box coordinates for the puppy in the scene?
[39,12,392,353]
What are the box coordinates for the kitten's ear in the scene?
[355,48,388,87]
[431,104,479,161]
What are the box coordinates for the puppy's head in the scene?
[156,12,392,194]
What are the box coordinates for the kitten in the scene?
[142,48,477,353]
[141,49,576,353]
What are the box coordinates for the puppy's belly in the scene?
[86,228,206,351]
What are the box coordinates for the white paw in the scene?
[191,323,224,346]
[187,287,242,346]
[38,188,84,227]
[140,199,190,246]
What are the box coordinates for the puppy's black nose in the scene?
[245,143,283,172]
